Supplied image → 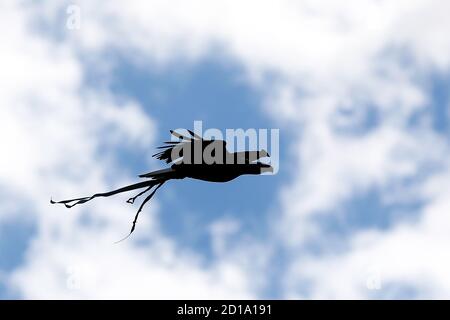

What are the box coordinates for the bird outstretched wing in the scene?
[152,129,224,164]
[152,130,197,164]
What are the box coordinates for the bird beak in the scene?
[261,164,274,174]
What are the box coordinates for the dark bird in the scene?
[51,129,273,241]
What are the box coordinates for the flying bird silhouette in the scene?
[51,129,273,241]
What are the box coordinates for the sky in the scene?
[0,0,450,299]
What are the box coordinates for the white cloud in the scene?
[10,226,255,299]
[0,1,256,299]
[3,0,450,299]
[209,217,241,256]
[287,165,450,298]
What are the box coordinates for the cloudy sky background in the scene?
[1,0,450,299]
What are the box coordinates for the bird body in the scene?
[51,129,273,240]
[165,162,272,182]
[152,133,268,166]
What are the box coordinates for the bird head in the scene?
[258,149,270,158]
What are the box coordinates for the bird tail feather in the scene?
[138,167,177,179]
[50,179,162,209]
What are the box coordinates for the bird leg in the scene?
[126,186,152,204]
[115,181,166,243]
